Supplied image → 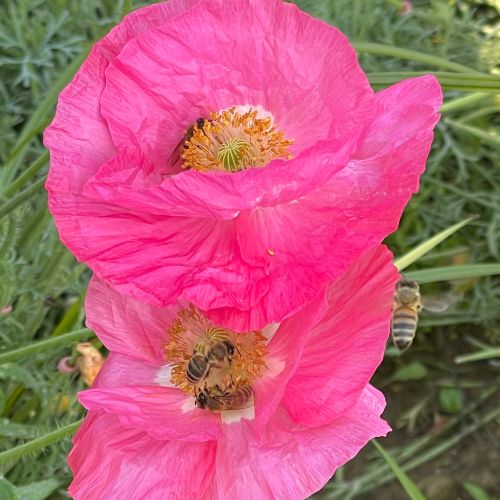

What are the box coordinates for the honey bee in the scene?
[169,118,207,167]
[391,278,448,352]
[186,329,237,385]
[195,384,253,412]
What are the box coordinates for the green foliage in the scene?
[437,385,464,414]
[0,0,498,498]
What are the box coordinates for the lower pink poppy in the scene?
[69,246,397,499]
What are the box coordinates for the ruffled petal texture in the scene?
[68,412,216,500]
[43,0,441,331]
[283,246,399,426]
[70,245,396,498]
[211,386,389,500]
[70,387,388,500]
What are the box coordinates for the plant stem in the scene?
[0,329,94,365]
[0,419,83,467]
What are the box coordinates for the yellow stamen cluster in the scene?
[181,107,294,172]
[164,305,267,396]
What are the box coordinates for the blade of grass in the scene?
[405,263,500,283]
[394,215,478,271]
[0,178,45,221]
[353,42,479,73]
[371,440,427,500]
[440,93,490,113]
[366,72,500,92]
[455,348,500,364]
[2,152,49,197]
[0,419,83,468]
[0,328,93,365]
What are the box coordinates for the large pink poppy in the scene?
[69,246,397,498]
[44,0,442,331]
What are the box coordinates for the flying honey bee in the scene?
[195,384,253,412]
[391,278,449,352]
[186,328,237,385]
[169,118,208,167]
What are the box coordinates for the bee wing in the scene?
[421,298,449,313]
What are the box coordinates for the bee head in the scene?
[196,391,207,409]
[397,278,419,289]
[224,341,236,357]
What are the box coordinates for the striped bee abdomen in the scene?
[391,306,418,351]
[186,353,209,384]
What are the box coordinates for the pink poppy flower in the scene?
[44,0,442,332]
[69,246,397,499]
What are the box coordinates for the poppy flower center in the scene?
[164,306,267,411]
[181,107,294,172]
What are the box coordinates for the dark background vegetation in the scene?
[0,0,498,498]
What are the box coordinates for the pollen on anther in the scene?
[181,107,294,173]
[163,306,267,397]
[266,248,275,256]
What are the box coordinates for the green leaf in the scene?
[0,478,18,500]
[16,479,60,500]
[405,264,500,283]
[394,215,478,271]
[438,386,463,414]
[372,440,427,500]
[463,482,490,500]
[392,362,428,382]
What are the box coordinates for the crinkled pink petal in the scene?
[79,385,221,442]
[289,76,443,268]
[282,246,399,426]
[251,298,327,433]
[101,0,373,168]
[68,412,215,500]
[210,385,390,499]
[92,352,164,389]
[44,0,198,193]
[85,276,177,364]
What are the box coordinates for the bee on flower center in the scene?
[164,306,267,412]
[186,328,237,385]
[195,384,253,411]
